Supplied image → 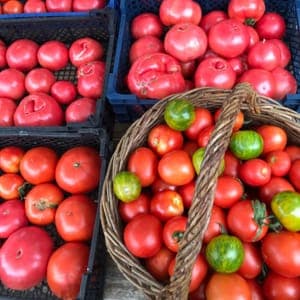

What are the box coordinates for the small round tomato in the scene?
[289,159,300,191]
[25,68,56,94]
[223,150,241,178]
[0,146,24,173]
[2,0,23,14]
[50,80,77,105]
[0,68,25,100]
[0,173,24,200]
[265,150,291,177]
[178,180,195,209]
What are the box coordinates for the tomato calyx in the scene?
[172,230,184,243]
[34,199,58,211]
[18,182,33,200]
[251,199,267,240]
[245,18,256,26]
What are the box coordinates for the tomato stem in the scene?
[172,231,184,243]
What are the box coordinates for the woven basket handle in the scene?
[160,83,257,299]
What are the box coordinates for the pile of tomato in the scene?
[126,0,297,101]
[0,144,101,299]
[112,98,300,300]
[0,36,106,126]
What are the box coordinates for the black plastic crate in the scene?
[0,8,116,130]
[0,128,109,300]
[107,0,300,122]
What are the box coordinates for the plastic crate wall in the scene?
[107,0,300,122]
[0,128,109,300]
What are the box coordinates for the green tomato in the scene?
[113,171,142,203]
[229,130,263,160]
[271,191,300,232]
[164,98,196,131]
[205,234,244,273]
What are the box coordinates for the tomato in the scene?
[124,213,162,258]
[55,194,96,242]
[255,12,286,40]
[24,0,46,13]
[158,150,195,186]
[259,176,295,205]
[65,97,96,123]
[159,0,202,26]
[289,159,300,191]
[151,176,177,194]
[183,141,198,158]
[200,10,227,33]
[0,97,17,126]
[0,68,25,100]
[286,146,300,162]
[205,234,244,273]
[227,56,248,77]
[6,39,38,72]
[25,183,64,226]
[256,125,287,155]
[148,124,184,156]
[203,205,227,244]
[145,246,175,283]
[55,146,101,194]
[127,53,185,99]
[194,57,236,89]
[223,150,241,178]
[0,40,7,69]
[38,40,69,71]
[2,0,23,14]
[25,68,56,94]
[50,80,77,105]
[0,173,24,200]
[129,36,164,64]
[197,125,214,148]
[209,19,249,58]
[271,67,297,100]
[188,278,208,300]
[118,193,150,223]
[229,130,263,160]
[130,13,163,39]
[269,39,291,68]
[69,37,104,68]
[168,254,208,293]
[0,226,53,290]
[262,231,300,277]
[239,69,276,98]
[228,0,265,24]
[178,180,195,209]
[0,199,28,239]
[72,0,106,11]
[20,146,58,185]
[213,176,244,208]
[0,146,24,173]
[47,242,90,300]
[265,150,291,176]
[45,0,72,12]
[163,216,187,252]
[247,279,264,300]
[215,109,244,132]
[245,26,259,51]
[263,271,300,300]
[180,60,197,79]
[206,273,251,300]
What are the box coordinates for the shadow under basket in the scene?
[100,83,300,299]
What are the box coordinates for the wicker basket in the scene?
[100,83,300,299]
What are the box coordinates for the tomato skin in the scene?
[200,10,227,33]
[0,97,16,126]
[72,0,105,11]
[265,150,291,177]
[65,97,96,123]
[0,173,24,200]
[197,125,214,148]
[286,146,300,162]
[0,146,24,174]
[25,68,56,94]
[124,213,163,258]
[180,60,197,79]
[289,159,300,191]
[245,26,259,51]
[3,0,23,13]
[262,231,300,277]
[45,0,72,13]
[178,180,195,209]
[24,0,47,13]
[0,68,25,100]
[223,150,241,178]
[247,279,264,300]
[269,39,291,68]
[151,177,177,194]
[215,109,244,132]
[50,80,77,105]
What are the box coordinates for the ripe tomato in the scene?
[0,98,17,126]
[0,146,24,173]
[197,125,214,148]
[247,279,264,300]
[245,26,259,51]
[180,60,197,79]
[0,173,24,200]
[24,0,46,12]
[72,0,106,11]
[182,141,198,158]
[286,145,300,162]
[265,150,291,177]
[178,180,195,209]
[223,150,241,178]
[20,146,58,185]
[0,68,25,100]
[269,39,291,68]
[200,10,227,33]
[151,176,177,194]
[47,242,90,300]
[123,213,163,258]
[214,109,244,132]
[289,159,300,191]
[25,183,64,226]
[25,68,56,94]
[2,0,23,14]
[55,146,101,194]
[227,56,248,77]
[45,0,72,12]
[50,80,77,105]
[65,97,96,123]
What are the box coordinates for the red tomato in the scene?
[238,242,263,279]
[256,125,287,154]
[180,60,197,79]
[286,145,300,162]
[65,97,96,123]
[203,205,227,244]
[130,13,163,39]
[213,175,244,208]
[163,216,187,252]
[0,68,25,100]
[69,37,104,68]
[55,194,96,242]
[150,190,184,222]
[223,150,241,178]
[148,124,184,156]
[197,125,214,148]
[38,40,69,71]
[0,173,24,200]
[24,0,46,12]
[262,231,300,277]
[263,271,300,300]
[25,68,56,94]
[127,53,185,99]
[55,146,101,194]
[0,199,28,239]
[245,26,259,51]
[182,141,198,158]
[0,226,53,290]
[178,180,195,209]
[45,0,72,12]
[25,183,64,226]
[200,10,227,33]
[124,213,163,258]
[159,0,202,26]
[289,159,300,191]
[47,242,90,300]
[246,279,264,300]
[0,40,7,69]
[151,177,177,194]
[194,57,236,89]
[0,146,24,173]
[2,0,23,14]
[214,109,244,132]
[6,39,38,72]
[227,56,248,77]
[208,19,249,58]
[145,246,175,282]
[14,93,64,126]
[169,254,208,293]
[184,80,194,91]
[158,150,195,186]
[269,39,291,68]
[265,150,291,177]
[20,146,58,184]
[255,12,286,40]
[0,97,17,126]
[72,0,106,11]
[50,80,77,105]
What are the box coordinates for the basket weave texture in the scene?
[100,83,300,299]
